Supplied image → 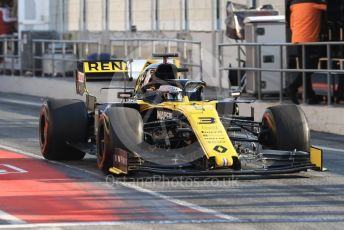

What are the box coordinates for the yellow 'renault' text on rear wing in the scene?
[76,60,129,96]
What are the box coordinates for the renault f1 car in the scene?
[39,53,324,176]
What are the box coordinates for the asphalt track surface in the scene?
[0,92,344,230]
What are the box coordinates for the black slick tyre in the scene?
[259,104,310,152]
[96,107,143,175]
[39,99,88,161]
[96,116,114,174]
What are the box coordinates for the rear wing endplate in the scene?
[76,60,129,95]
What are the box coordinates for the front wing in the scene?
[108,146,324,176]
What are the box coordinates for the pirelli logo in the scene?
[83,61,128,73]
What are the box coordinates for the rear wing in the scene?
[76,60,129,95]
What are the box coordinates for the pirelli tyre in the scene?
[259,104,310,152]
[96,116,114,174]
[96,107,143,174]
[39,99,88,161]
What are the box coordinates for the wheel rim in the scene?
[262,112,273,130]
[97,124,105,166]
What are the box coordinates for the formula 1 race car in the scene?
[39,53,324,176]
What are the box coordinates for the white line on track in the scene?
[118,182,238,221]
[1,143,344,227]
[0,144,100,176]
[314,146,344,153]
[0,219,235,229]
[0,211,26,225]
[2,216,344,229]
[0,143,239,226]
[0,144,43,160]
[1,164,28,173]
[0,98,42,107]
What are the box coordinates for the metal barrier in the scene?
[219,42,344,106]
[32,39,102,77]
[2,36,343,106]
[0,35,21,76]
[1,37,203,80]
[110,38,203,80]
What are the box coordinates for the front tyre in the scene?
[259,104,310,152]
[96,117,114,174]
[96,107,143,175]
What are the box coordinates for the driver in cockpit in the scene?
[141,68,183,101]
[142,69,159,91]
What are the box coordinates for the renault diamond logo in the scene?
[213,145,228,153]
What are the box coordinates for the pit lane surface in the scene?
[0,92,344,230]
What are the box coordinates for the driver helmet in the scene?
[157,85,183,101]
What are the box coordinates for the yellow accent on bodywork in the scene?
[109,167,127,175]
[137,98,238,167]
[310,146,323,171]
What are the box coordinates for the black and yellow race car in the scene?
[39,53,323,176]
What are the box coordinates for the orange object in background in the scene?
[290,3,327,43]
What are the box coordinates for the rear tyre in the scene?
[259,104,310,152]
[39,99,88,160]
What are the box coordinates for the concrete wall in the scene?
[61,0,285,84]
[18,0,51,32]
[86,0,103,31]
[67,0,80,31]
[108,0,127,31]
[56,0,286,88]
[188,0,213,31]
[75,31,222,87]
[259,0,285,14]
[159,0,183,30]
[64,29,242,88]
[132,0,153,31]
[62,0,284,33]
